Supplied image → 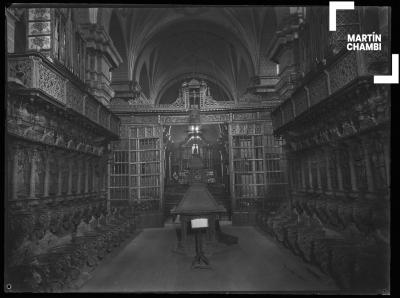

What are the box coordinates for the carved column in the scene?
[77,156,82,194]
[85,157,90,193]
[361,138,375,193]
[335,149,344,191]
[43,152,51,197]
[300,155,306,190]
[29,148,38,198]
[308,154,313,190]
[93,159,98,194]
[11,144,19,200]
[67,155,73,195]
[324,147,333,192]
[316,151,322,191]
[346,142,358,192]
[57,156,63,196]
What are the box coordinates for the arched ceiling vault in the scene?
[100,7,280,104]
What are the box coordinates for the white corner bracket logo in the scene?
[329,1,354,31]
[374,54,399,84]
[329,1,398,84]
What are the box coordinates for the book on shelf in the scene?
[140,175,160,186]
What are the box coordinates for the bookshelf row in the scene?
[231,129,287,202]
[233,148,263,159]
[110,175,161,187]
[234,185,266,197]
[129,126,161,139]
[110,125,163,204]
[233,160,264,172]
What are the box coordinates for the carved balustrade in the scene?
[7,53,120,136]
[272,50,389,130]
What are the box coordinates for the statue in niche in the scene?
[88,215,98,231]
[76,218,90,236]
[98,213,107,226]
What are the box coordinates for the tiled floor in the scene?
[78,224,338,293]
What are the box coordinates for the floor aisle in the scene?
[78,224,338,292]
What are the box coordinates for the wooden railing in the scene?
[272,50,389,130]
[7,52,120,136]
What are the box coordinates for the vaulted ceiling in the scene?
[96,6,286,104]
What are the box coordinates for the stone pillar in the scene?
[57,156,63,196]
[361,138,375,193]
[324,148,333,192]
[316,151,322,191]
[11,144,19,200]
[67,156,73,195]
[77,156,82,194]
[29,148,37,198]
[308,154,313,189]
[93,159,98,194]
[85,158,90,193]
[346,142,358,192]
[335,149,344,191]
[43,152,51,197]
[300,155,306,190]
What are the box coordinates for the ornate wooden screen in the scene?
[110,125,164,211]
[229,122,287,211]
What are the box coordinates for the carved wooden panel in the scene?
[352,142,368,191]
[370,139,387,191]
[292,89,307,116]
[99,107,109,128]
[28,21,51,35]
[233,112,258,121]
[38,63,66,103]
[272,109,282,129]
[309,75,328,106]
[85,96,98,122]
[160,115,190,125]
[88,162,93,192]
[16,148,31,197]
[328,52,358,94]
[66,82,84,114]
[329,10,360,52]
[80,162,86,193]
[110,117,120,134]
[282,100,294,124]
[124,115,158,124]
[49,155,58,195]
[34,151,45,196]
[199,113,229,123]
[61,159,68,194]
[8,58,33,86]
[71,160,78,194]
[231,123,264,135]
